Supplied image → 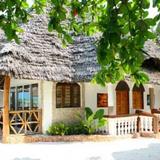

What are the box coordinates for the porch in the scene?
[1,109,160,143]
[0,109,42,135]
[2,110,160,144]
[99,110,160,136]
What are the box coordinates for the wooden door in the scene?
[133,91,143,109]
[116,91,129,115]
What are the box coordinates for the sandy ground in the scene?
[1,138,160,160]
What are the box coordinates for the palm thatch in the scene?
[0,14,160,84]
[0,14,99,82]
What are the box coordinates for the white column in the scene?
[108,83,116,115]
[42,81,53,133]
[129,83,134,114]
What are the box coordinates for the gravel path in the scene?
[1,138,160,160]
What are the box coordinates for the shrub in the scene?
[67,123,88,135]
[47,107,107,136]
[78,107,107,134]
[47,123,68,136]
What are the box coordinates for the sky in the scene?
[148,0,158,18]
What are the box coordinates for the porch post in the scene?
[2,76,11,143]
[149,88,154,110]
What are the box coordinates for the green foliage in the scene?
[47,122,88,135]
[47,122,68,136]
[67,123,88,135]
[47,107,107,135]
[79,107,107,134]
[1,0,160,85]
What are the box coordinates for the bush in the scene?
[47,107,107,136]
[47,123,68,136]
[78,107,107,134]
[47,122,88,136]
[67,123,88,135]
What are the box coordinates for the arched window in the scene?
[132,84,145,109]
[56,83,80,108]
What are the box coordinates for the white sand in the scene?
[1,138,160,160]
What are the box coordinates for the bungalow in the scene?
[0,14,160,143]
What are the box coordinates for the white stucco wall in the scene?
[42,81,53,133]
[153,84,160,109]
[84,81,160,116]
[84,83,115,116]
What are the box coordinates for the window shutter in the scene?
[64,85,71,107]
[56,83,80,108]
[56,85,62,108]
[71,84,80,107]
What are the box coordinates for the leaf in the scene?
[109,33,120,44]
[145,18,157,26]
[85,107,93,119]
[64,33,73,43]
[94,109,104,120]
[22,1,29,8]
[97,118,107,127]
[153,0,159,7]
[146,31,156,39]
[141,0,150,9]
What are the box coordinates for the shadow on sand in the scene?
[112,143,160,160]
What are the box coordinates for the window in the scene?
[147,95,150,106]
[56,83,80,108]
[17,86,23,109]
[31,84,38,107]
[10,84,38,110]
[97,93,108,107]
[24,85,30,108]
[10,87,16,110]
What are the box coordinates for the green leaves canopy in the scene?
[0,0,160,85]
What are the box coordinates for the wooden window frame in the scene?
[97,93,108,108]
[56,83,81,108]
[10,83,39,110]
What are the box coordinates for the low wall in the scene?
[6,133,160,144]
[6,134,134,144]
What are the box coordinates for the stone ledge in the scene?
[5,133,160,144]
[6,134,133,144]
[140,132,156,138]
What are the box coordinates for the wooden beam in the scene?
[153,116,159,134]
[149,88,155,109]
[2,76,11,143]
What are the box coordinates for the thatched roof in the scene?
[0,14,99,82]
[144,40,160,59]
[0,14,160,83]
